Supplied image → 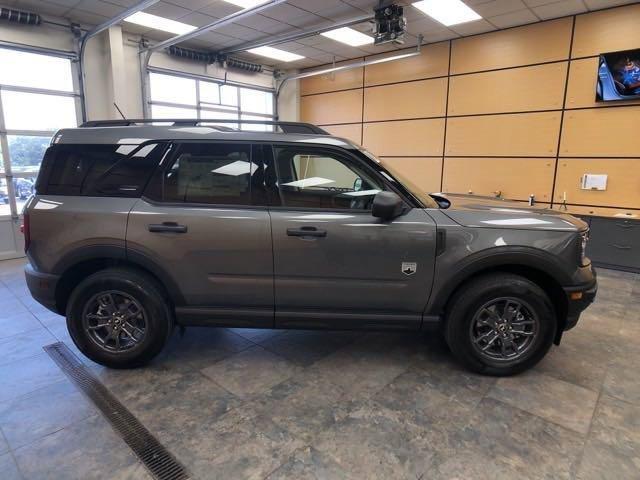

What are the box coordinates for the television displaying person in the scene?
[617,57,640,95]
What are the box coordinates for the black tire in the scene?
[444,273,556,376]
[66,267,173,368]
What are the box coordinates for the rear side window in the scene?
[145,142,260,206]
[37,143,167,197]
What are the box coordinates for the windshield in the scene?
[355,149,439,209]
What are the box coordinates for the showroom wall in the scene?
[299,3,640,219]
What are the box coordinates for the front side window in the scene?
[151,143,258,206]
[273,147,384,210]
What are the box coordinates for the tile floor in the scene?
[0,257,639,479]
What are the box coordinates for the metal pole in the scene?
[220,14,374,56]
[276,35,423,97]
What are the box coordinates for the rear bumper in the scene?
[563,266,598,331]
[24,263,60,314]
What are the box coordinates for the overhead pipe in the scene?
[220,13,375,56]
[276,34,423,97]
[142,0,288,54]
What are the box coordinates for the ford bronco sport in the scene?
[24,119,597,375]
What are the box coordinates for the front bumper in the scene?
[562,266,598,331]
[24,263,60,314]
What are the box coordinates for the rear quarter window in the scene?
[36,143,167,197]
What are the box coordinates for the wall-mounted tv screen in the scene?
[596,48,640,102]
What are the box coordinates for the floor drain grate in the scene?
[44,342,189,480]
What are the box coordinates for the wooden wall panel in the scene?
[566,57,640,109]
[442,158,555,201]
[362,119,445,157]
[572,3,640,58]
[450,18,572,75]
[381,157,443,193]
[364,42,449,86]
[300,89,363,126]
[300,60,363,95]
[295,4,640,219]
[448,63,567,115]
[363,78,447,121]
[554,159,640,209]
[445,112,561,157]
[560,106,640,157]
[322,124,362,145]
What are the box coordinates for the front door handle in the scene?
[286,226,327,238]
[148,222,188,233]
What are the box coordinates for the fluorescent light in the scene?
[124,12,196,35]
[412,0,481,26]
[222,0,269,8]
[212,161,257,176]
[321,27,373,47]
[247,46,305,62]
[282,177,334,188]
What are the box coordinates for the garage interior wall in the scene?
[299,4,640,219]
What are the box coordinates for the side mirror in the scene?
[372,191,404,221]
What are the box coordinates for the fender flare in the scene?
[53,244,186,307]
[426,246,572,315]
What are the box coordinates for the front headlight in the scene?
[579,230,589,266]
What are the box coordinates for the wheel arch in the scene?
[53,247,184,315]
[429,250,570,342]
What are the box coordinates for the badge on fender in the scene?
[401,262,417,276]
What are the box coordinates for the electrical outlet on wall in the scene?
[581,174,608,191]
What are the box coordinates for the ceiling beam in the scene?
[220,13,374,56]
[144,0,289,53]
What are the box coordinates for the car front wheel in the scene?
[66,267,173,368]
[444,273,556,376]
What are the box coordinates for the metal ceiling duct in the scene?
[0,7,41,25]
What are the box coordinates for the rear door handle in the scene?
[148,222,188,233]
[286,226,327,238]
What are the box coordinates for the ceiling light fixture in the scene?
[321,26,373,47]
[247,46,305,62]
[124,12,196,35]
[412,0,481,26]
[221,0,270,8]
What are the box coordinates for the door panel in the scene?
[271,208,437,325]
[127,200,273,312]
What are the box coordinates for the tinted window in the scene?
[37,143,166,196]
[273,146,384,210]
[152,143,255,205]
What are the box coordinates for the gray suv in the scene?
[24,119,597,376]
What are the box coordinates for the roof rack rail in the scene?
[79,119,329,135]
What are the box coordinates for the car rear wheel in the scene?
[66,268,173,368]
[444,273,556,376]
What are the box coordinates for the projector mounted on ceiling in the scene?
[373,3,407,45]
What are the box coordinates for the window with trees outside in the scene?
[0,47,80,218]
[148,72,275,132]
